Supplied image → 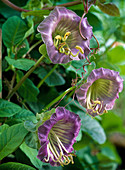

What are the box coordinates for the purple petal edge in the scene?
[37,7,93,64]
[37,107,81,166]
[76,67,123,111]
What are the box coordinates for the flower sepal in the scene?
[36,108,56,128]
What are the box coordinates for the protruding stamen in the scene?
[58,42,66,53]
[55,35,62,41]
[45,129,75,166]
[64,48,71,55]
[63,32,71,41]
[87,98,107,115]
[54,32,84,58]
[70,45,84,57]
[54,35,62,47]
[75,45,84,54]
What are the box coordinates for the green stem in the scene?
[42,85,76,112]
[6,55,45,100]
[65,88,76,101]
[22,40,42,58]
[0,29,2,98]
[37,64,58,88]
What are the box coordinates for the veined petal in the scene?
[37,107,81,166]
[37,7,93,64]
[76,68,123,117]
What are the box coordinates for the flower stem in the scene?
[1,0,29,12]
[43,1,82,10]
[22,40,42,58]
[65,89,76,101]
[42,86,76,112]
[1,0,82,12]
[0,29,2,98]
[6,55,45,100]
[37,64,58,89]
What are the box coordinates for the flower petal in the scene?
[37,107,81,166]
[37,7,93,64]
[76,68,123,115]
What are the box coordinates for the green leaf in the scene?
[97,142,121,164]
[0,124,9,135]
[16,39,29,58]
[2,16,28,48]
[107,46,125,64]
[14,109,37,123]
[86,12,103,31]
[0,162,36,170]
[67,3,84,10]
[5,57,35,71]
[76,129,82,142]
[27,87,59,113]
[102,111,125,133]
[0,123,28,160]
[97,60,119,71]
[76,147,98,169]
[38,44,52,63]
[25,132,38,149]
[21,10,50,19]
[118,63,125,76]
[16,70,39,102]
[0,79,2,92]
[65,59,86,77]
[90,36,99,49]
[99,162,118,170]
[35,33,41,39]
[23,17,34,40]
[23,0,44,10]
[98,2,120,16]
[39,44,49,57]
[78,111,106,144]
[45,70,65,86]
[74,133,92,150]
[24,121,36,132]
[20,142,43,169]
[0,99,22,117]
[84,61,96,79]
[35,66,65,86]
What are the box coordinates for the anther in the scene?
[64,48,71,55]
[63,31,71,41]
[75,46,84,54]
[55,35,62,40]
[54,35,62,47]
[54,32,84,58]
[58,42,66,53]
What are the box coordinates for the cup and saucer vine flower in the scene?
[76,68,123,117]
[37,107,81,166]
[37,7,93,64]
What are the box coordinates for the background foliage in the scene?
[0,0,125,169]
